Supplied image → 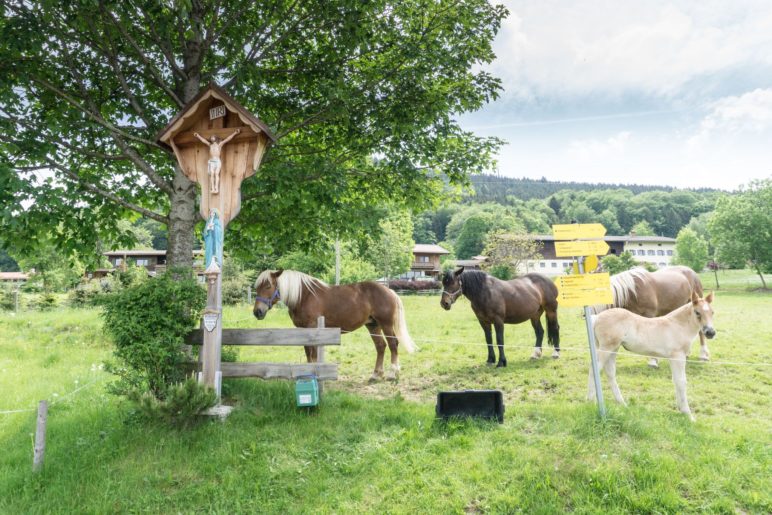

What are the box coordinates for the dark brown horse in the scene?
[253,270,415,380]
[440,269,560,367]
[591,265,709,367]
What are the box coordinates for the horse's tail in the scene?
[546,310,560,348]
[389,290,417,353]
[525,273,560,348]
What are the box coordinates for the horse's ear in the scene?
[691,291,699,304]
[454,267,464,277]
[705,291,715,303]
[271,269,283,280]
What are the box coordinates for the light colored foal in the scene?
[589,291,716,421]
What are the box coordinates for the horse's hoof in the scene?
[699,355,710,362]
[486,361,495,367]
[530,348,542,360]
[552,351,560,359]
[368,374,382,383]
[647,359,659,368]
[496,361,507,368]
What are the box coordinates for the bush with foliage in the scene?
[387,279,440,291]
[601,251,639,275]
[115,264,149,287]
[221,259,253,305]
[102,270,205,400]
[35,292,58,310]
[488,264,513,280]
[0,283,19,311]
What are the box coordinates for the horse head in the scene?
[253,269,283,320]
[691,290,716,339]
[440,267,464,310]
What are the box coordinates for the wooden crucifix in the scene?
[157,83,276,397]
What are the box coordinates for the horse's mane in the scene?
[458,270,490,302]
[589,267,648,314]
[255,270,328,309]
[611,267,648,307]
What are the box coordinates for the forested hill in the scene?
[466,174,722,203]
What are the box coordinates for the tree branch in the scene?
[104,8,185,107]
[42,157,169,224]
[90,14,154,128]
[32,78,163,150]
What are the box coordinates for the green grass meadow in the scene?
[0,272,770,513]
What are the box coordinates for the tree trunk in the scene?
[166,9,205,270]
[166,169,198,269]
[754,262,768,289]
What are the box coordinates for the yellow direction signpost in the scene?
[552,223,606,240]
[554,240,610,258]
[552,222,610,417]
[555,273,612,307]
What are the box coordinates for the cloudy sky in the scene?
[459,0,772,190]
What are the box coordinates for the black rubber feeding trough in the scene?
[436,390,504,423]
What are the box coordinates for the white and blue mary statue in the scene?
[203,209,223,269]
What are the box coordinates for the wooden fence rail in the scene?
[195,362,338,380]
[185,327,341,347]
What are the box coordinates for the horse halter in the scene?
[442,281,463,304]
[255,287,281,308]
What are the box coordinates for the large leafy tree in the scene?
[673,227,708,272]
[482,230,542,277]
[709,180,771,288]
[0,1,505,268]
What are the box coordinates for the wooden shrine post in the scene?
[158,83,276,398]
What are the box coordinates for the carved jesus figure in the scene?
[193,129,240,194]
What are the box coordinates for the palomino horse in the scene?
[253,270,415,380]
[440,269,560,366]
[591,266,710,367]
[590,291,716,421]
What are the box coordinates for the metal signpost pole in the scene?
[579,256,606,417]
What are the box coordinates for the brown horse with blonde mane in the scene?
[440,269,560,366]
[253,270,415,381]
[591,265,710,367]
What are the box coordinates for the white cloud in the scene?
[493,0,772,99]
[687,88,772,148]
[568,131,631,160]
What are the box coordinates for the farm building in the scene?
[0,271,29,284]
[400,244,450,280]
[524,234,677,276]
[89,250,206,279]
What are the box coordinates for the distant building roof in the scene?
[454,259,484,267]
[413,244,450,255]
[104,249,204,257]
[531,235,675,243]
[104,250,167,257]
[0,272,29,281]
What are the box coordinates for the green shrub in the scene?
[0,284,18,310]
[102,269,205,400]
[222,276,250,305]
[116,264,149,287]
[488,264,513,280]
[132,378,217,427]
[35,292,58,310]
[69,279,103,307]
[221,259,251,305]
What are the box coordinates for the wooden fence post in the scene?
[317,316,325,397]
[33,400,48,473]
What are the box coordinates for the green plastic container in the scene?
[295,376,319,407]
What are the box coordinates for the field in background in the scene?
[0,275,769,513]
